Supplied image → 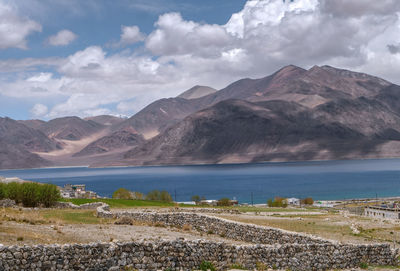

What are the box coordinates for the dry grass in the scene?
[218,212,400,245]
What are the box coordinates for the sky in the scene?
[0,0,399,120]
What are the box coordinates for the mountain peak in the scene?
[177,85,217,100]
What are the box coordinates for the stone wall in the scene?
[0,204,398,271]
[0,240,396,271]
[108,211,329,245]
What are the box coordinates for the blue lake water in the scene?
[1,159,400,204]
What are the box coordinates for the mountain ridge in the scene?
[2,64,400,169]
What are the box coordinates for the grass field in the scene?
[61,198,176,208]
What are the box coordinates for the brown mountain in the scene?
[73,130,144,157]
[177,85,217,100]
[0,140,51,169]
[112,65,391,141]
[84,115,125,126]
[38,116,105,141]
[3,65,400,169]
[0,117,59,152]
[113,65,400,166]
[111,98,205,139]
[0,118,55,169]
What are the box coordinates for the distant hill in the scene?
[38,116,105,141]
[73,130,144,157]
[84,115,125,126]
[0,117,59,152]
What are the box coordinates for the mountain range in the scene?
[2,65,400,169]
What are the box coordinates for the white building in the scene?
[364,206,400,220]
[287,198,300,206]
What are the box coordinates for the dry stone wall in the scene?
[0,240,396,271]
[0,204,398,271]
[109,211,328,245]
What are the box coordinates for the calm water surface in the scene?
[1,159,400,204]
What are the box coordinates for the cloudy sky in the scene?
[0,0,399,120]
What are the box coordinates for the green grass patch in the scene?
[41,209,103,224]
[60,198,175,208]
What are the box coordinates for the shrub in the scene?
[217,198,232,206]
[160,190,172,202]
[146,190,161,201]
[267,197,288,208]
[230,263,246,270]
[0,183,5,200]
[199,261,216,271]
[5,182,23,203]
[301,197,314,205]
[113,188,133,200]
[191,195,200,203]
[359,262,368,269]
[132,191,144,200]
[38,184,60,207]
[182,224,192,231]
[21,183,41,207]
[146,190,173,202]
[1,182,59,208]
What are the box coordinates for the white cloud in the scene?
[47,29,77,46]
[1,0,400,119]
[30,103,48,117]
[0,2,41,49]
[114,25,145,47]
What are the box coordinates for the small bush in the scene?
[115,216,134,225]
[0,183,5,200]
[146,190,173,202]
[5,182,23,203]
[207,229,214,235]
[301,197,314,205]
[191,195,200,203]
[256,262,267,271]
[199,261,216,271]
[230,263,246,270]
[359,262,368,269]
[182,224,192,231]
[160,190,172,202]
[267,197,288,208]
[217,198,232,206]
[0,182,59,207]
[17,236,24,241]
[39,184,60,207]
[113,188,133,200]
[21,183,41,207]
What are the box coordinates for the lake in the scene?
[1,159,400,204]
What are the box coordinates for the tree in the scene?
[160,190,172,202]
[5,182,23,204]
[112,188,133,199]
[267,197,288,208]
[217,198,232,206]
[132,191,144,200]
[0,183,5,200]
[301,197,314,205]
[146,190,161,201]
[191,195,201,203]
[39,184,60,207]
[21,183,40,207]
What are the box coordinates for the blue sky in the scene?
[0,0,399,120]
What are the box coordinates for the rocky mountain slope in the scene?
[2,64,400,169]
[177,85,217,99]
